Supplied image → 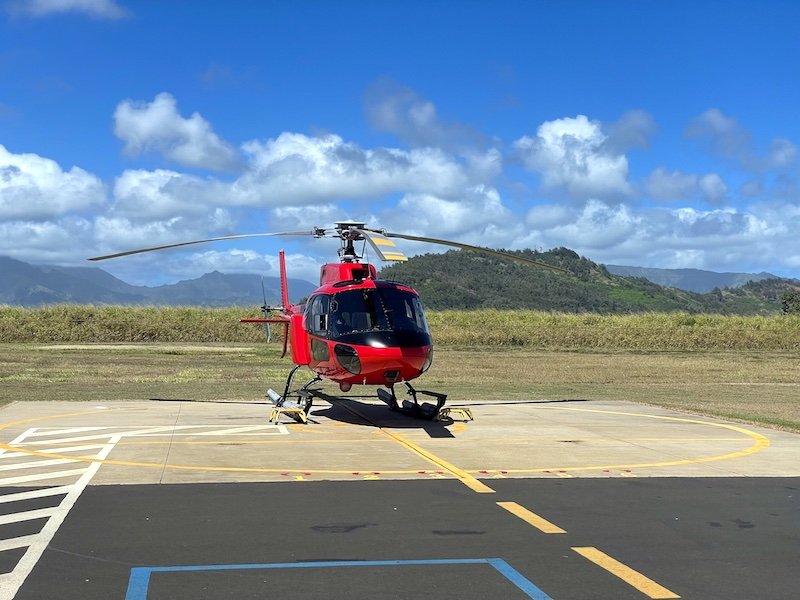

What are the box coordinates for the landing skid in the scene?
[377,381,447,420]
[267,365,321,424]
[267,369,452,423]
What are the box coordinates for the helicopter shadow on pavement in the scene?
[308,392,458,438]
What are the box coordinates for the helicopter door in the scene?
[306,294,331,361]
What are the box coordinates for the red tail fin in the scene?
[279,250,291,311]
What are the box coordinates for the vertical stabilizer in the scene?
[279,250,291,311]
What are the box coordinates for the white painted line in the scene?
[29,444,113,455]
[22,427,108,437]
[16,425,287,445]
[0,436,120,600]
[0,507,57,526]
[0,534,40,552]
[183,425,290,436]
[0,486,74,504]
[0,451,28,459]
[5,428,37,448]
[0,468,88,486]
[0,458,80,472]
[0,444,109,459]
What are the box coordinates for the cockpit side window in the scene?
[306,294,331,337]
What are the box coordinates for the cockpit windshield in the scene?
[329,288,430,338]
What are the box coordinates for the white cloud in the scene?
[236,132,471,205]
[645,168,698,202]
[0,218,94,264]
[0,144,105,219]
[114,93,239,171]
[109,168,231,220]
[514,115,632,200]
[645,168,728,205]
[92,206,236,263]
[534,200,640,251]
[6,0,127,19]
[392,186,512,242]
[687,108,798,172]
[697,173,728,204]
[605,109,658,153]
[364,80,491,152]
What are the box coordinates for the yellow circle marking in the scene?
[0,404,770,476]
[468,405,770,474]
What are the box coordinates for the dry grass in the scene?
[4,306,800,350]
[1,344,797,433]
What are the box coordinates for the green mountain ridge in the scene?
[379,248,800,314]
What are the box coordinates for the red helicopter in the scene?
[90,222,566,421]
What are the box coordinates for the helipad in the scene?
[1,397,796,488]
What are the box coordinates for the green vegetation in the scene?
[380,248,800,314]
[3,305,800,350]
[782,290,800,314]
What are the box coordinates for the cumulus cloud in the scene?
[527,200,641,251]
[515,199,791,274]
[114,93,239,171]
[392,186,512,242]
[236,132,471,205]
[645,168,728,205]
[514,115,633,201]
[0,144,105,219]
[364,79,492,152]
[686,108,798,171]
[109,168,233,220]
[93,209,236,254]
[6,0,128,19]
[604,109,658,153]
[0,218,94,264]
[6,87,800,281]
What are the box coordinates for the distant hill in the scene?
[380,248,800,315]
[606,264,779,293]
[0,256,317,307]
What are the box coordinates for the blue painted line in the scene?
[124,558,553,600]
[489,558,554,600]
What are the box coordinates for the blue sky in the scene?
[1,0,799,285]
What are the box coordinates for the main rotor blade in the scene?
[88,231,312,261]
[376,230,570,274]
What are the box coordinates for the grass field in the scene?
[3,306,800,350]
[1,343,797,433]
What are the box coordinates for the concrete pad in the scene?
[0,398,798,488]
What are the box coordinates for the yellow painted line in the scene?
[380,429,495,493]
[330,400,493,493]
[112,438,388,446]
[0,407,144,431]
[371,237,396,246]
[428,437,746,444]
[466,407,769,474]
[497,501,565,534]
[0,443,425,475]
[572,546,680,599]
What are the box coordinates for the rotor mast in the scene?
[332,221,367,263]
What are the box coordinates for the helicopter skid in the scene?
[266,367,321,424]
[377,382,447,421]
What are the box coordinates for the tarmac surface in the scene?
[0,396,798,599]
